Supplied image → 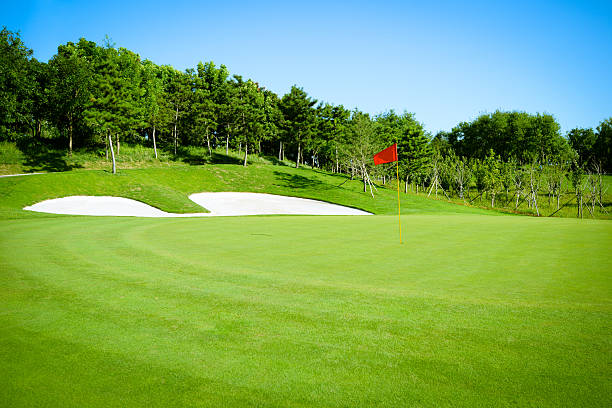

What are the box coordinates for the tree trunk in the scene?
[69,122,73,156]
[278,141,283,161]
[243,143,248,167]
[515,191,520,210]
[173,107,179,156]
[335,146,339,173]
[226,133,229,155]
[105,134,109,160]
[206,126,211,157]
[296,143,301,168]
[152,124,158,159]
[238,142,242,156]
[108,133,116,174]
[116,134,120,155]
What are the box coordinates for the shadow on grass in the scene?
[21,146,82,172]
[173,147,243,165]
[262,156,287,166]
[273,171,327,190]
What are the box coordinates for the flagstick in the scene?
[396,160,401,244]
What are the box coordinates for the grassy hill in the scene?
[1,148,611,407]
[0,159,498,220]
[2,141,610,220]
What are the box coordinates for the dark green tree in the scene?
[567,127,597,167]
[595,118,612,172]
[279,86,317,168]
[47,42,93,154]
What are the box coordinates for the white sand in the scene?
[0,173,44,178]
[23,193,371,217]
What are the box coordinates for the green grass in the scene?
[0,164,496,219]
[0,142,278,175]
[1,165,611,407]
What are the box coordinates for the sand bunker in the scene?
[23,193,371,217]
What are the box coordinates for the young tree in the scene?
[570,164,585,218]
[141,60,165,158]
[483,149,502,207]
[343,111,379,196]
[510,160,526,210]
[525,158,542,216]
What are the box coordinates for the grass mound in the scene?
[0,164,496,219]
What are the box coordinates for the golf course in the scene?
[1,162,610,407]
[2,3,612,404]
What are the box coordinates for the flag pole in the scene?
[396,159,401,244]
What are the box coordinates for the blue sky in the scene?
[5,0,612,134]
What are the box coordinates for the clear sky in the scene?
[5,0,612,134]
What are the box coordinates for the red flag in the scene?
[373,144,398,165]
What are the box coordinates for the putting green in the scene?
[1,213,610,407]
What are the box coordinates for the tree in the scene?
[342,111,379,196]
[141,60,165,158]
[595,118,612,172]
[83,47,124,173]
[262,89,283,159]
[0,27,39,141]
[525,157,542,216]
[164,67,191,155]
[483,149,502,207]
[114,47,145,152]
[279,86,317,168]
[230,76,265,166]
[570,163,585,218]
[47,41,93,154]
[567,127,597,167]
[449,110,567,163]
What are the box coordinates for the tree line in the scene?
[1,28,610,217]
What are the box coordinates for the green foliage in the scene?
[279,86,317,167]
[595,117,612,172]
[0,27,37,141]
[448,110,569,162]
[568,127,597,167]
[482,149,502,206]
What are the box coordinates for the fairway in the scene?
[1,211,611,407]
